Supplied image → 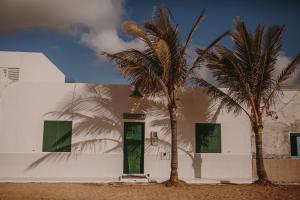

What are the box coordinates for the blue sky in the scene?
[0,0,299,85]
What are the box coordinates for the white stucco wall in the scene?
[0,82,253,182]
[0,51,65,83]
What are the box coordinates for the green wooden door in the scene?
[123,122,144,174]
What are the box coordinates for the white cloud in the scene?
[0,0,144,57]
[81,29,145,59]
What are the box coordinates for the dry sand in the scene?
[0,183,299,200]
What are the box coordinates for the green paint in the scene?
[123,122,144,174]
[42,121,72,152]
[195,123,221,153]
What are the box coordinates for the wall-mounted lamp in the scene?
[150,131,158,146]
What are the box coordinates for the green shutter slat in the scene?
[195,123,221,153]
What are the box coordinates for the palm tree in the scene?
[103,7,228,186]
[191,18,300,184]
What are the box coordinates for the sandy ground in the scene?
[0,183,299,200]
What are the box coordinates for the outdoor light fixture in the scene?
[129,85,143,99]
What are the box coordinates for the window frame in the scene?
[195,123,222,154]
[42,120,72,152]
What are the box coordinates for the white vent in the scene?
[0,67,20,82]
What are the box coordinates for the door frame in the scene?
[123,122,145,174]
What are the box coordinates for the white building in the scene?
[0,51,299,183]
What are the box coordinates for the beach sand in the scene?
[0,182,299,200]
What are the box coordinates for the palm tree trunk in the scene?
[167,104,179,185]
[253,123,268,184]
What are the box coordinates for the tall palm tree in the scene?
[103,7,227,186]
[191,18,300,184]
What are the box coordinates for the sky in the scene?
[0,0,299,86]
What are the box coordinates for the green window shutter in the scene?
[43,121,72,152]
[56,121,72,152]
[290,133,300,157]
[195,123,221,153]
[43,121,58,152]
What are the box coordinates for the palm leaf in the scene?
[154,39,171,80]
[263,53,300,108]
[183,9,206,53]
[190,31,230,71]
[277,54,300,83]
[190,76,252,119]
[123,21,152,47]
[103,49,169,97]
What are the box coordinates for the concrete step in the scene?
[119,174,149,183]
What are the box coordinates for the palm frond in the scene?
[154,39,171,80]
[123,21,152,47]
[253,24,264,58]
[232,17,254,70]
[277,54,300,83]
[190,31,229,71]
[183,9,206,54]
[103,49,169,96]
[263,53,300,109]
[145,7,174,38]
[206,31,230,50]
[210,45,253,104]
[198,18,297,123]
[256,25,286,102]
[190,76,252,119]
[121,7,187,96]
[250,24,264,95]
[144,21,164,37]
[123,21,145,39]
[156,7,175,32]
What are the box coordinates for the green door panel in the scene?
[123,122,144,174]
[196,123,221,153]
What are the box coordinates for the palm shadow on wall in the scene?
[26,83,170,170]
[144,88,221,178]
[27,84,137,170]
[26,84,221,179]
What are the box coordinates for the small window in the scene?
[42,121,72,152]
[290,133,300,157]
[195,123,221,153]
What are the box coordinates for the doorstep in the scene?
[119,174,149,183]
